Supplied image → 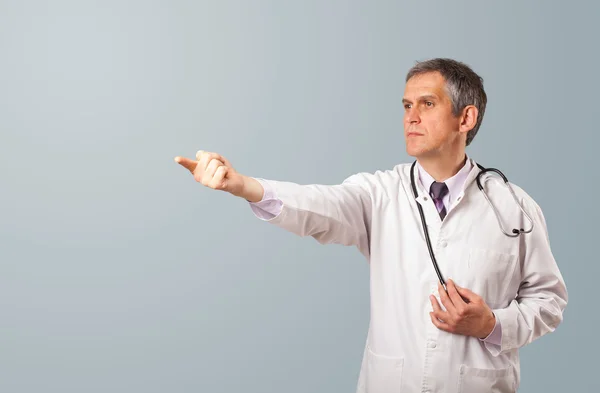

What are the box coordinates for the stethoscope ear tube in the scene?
[475,164,508,190]
[476,165,534,236]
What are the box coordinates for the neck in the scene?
[417,151,467,182]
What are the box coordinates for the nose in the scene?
[404,107,420,125]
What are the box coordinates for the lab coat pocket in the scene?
[365,346,404,393]
[467,248,518,308]
[457,364,515,393]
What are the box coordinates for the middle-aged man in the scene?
[175,58,568,393]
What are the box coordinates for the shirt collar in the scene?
[417,155,473,202]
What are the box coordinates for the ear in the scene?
[458,105,478,135]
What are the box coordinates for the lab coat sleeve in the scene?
[484,197,568,356]
[248,173,373,258]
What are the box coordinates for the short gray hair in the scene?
[405,58,487,146]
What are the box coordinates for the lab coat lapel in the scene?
[406,163,445,225]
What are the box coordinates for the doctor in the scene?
[175,58,567,393]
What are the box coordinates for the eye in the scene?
[404,104,411,109]
[425,101,433,107]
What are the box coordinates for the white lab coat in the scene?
[253,158,567,393]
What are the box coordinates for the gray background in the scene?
[0,0,596,392]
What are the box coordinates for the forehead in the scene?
[403,71,449,100]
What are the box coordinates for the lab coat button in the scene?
[428,342,437,349]
[440,241,448,248]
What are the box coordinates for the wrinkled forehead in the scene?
[403,72,450,102]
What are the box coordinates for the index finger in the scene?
[446,279,467,308]
[438,281,458,314]
[174,156,197,173]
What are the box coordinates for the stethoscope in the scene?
[409,160,535,289]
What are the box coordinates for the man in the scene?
[175,58,567,393]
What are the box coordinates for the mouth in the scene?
[407,132,424,137]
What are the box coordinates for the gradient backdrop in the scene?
[1,1,597,392]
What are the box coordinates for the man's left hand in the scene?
[429,279,496,339]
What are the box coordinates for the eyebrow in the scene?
[402,94,439,104]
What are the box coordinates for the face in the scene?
[402,71,465,158]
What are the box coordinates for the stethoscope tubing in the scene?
[409,160,534,290]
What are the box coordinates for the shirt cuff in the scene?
[480,312,502,346]
[248,178,283,220]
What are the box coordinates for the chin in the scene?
[405,144,429,158]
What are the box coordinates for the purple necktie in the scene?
[430,182,449,220]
